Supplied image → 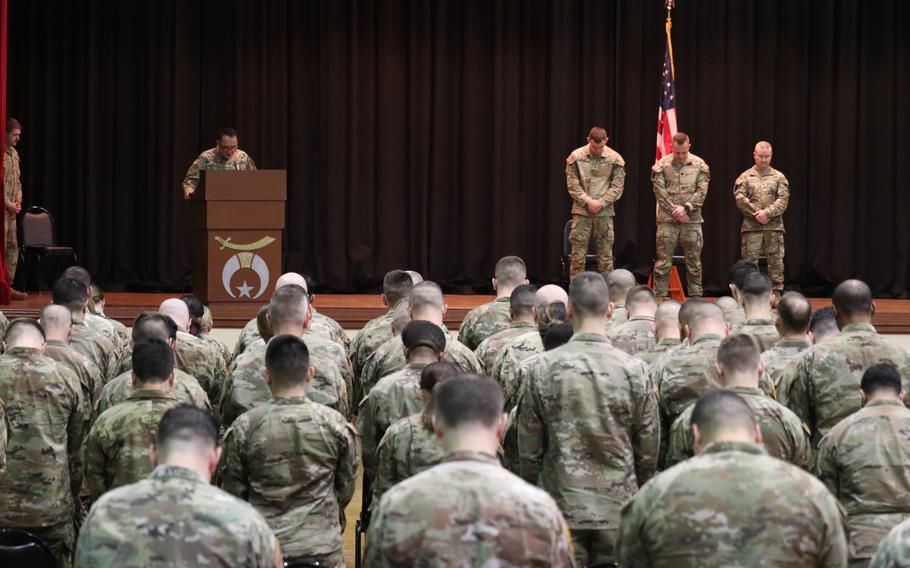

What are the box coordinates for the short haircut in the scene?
[539,301,568,334]
[91,283,105,305]
[401,321,446,354]
[265,335,310,388]
[217,127,238,139]
[691,390,756,441]
[156,406,219,458]
[390,300,412,335]
[269,284,310,329]
[755,141,772,153]
[419,361,460,393]
[714,296,739,314]
[256,305,273,342]
[4,318,46,345]
[687,302,726,330]
[625,285,657,311]
[510,284,537,318]
[672,132,689,145]
[6,117,21,133]
[728,260,760,290]
[606,269,636,303]
[40,305,72,333]
[569,271,610,318]
[655,300,681,327]
[52,277,89,311]
[132,340,175,384]
[181,296,205,319]
[132,312,178,343]
[383,270,414,306]
[678,298,707,327]
[861,363,903,396]
[587,127,607,142]
[62,265,92,288]
[434,374,504,430]
[409,281,445,313]
[777,292,812,334]
[717,334,761,376]
[543,323,574,351]
[833,279,873,318]
[810,306,839,336]
[494,256,527,287]
[741,272,772,300]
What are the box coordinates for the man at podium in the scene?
[182,127,257,200]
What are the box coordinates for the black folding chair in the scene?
[0,528,56,568]
[19,205,77,291]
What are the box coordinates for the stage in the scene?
[4,292,910,334]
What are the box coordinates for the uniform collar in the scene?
[45,339,69,348]
[493,296,510,304]
[627,315,655,323]
[725,385,763,397]
[4,346,43,356]
[691,333,724,345]
[270,395,310,405]
[149,464,207,484]
[442,451,500,466]
[699,441,767,456]
[569,332,610,344]
[127,388,179,402]
[744,316,775,325]
[842,322,877,334]
[864,398,906,409]
[657,337,681,346]
[509,321,537,329]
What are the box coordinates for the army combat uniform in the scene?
[566,145,626,279]
[618,441,847,567]
[97,368,210,416]
[734,166,790,292]
[474,320,537,374]
[220,396,358,566]
[366,450,573,567]
[3,145,21,280]
[372,412,445,507]
[517,332,659,566]
[651,153,710,298]
[182,146,256,196]
[732,316,780,352]
[815,398,910,566]
[607,315,657,357]
[458,296,512,350]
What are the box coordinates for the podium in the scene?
[192,170,286,323]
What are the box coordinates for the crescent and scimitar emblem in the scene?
[216,236,275,299]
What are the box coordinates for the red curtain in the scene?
[0,0,10,304]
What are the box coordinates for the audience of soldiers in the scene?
[1,259,910,568]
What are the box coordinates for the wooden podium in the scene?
[192,170,286,322]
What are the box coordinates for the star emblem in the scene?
[236,280,254,298]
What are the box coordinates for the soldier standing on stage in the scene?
[182,127,256,200]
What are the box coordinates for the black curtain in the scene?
[8,0,910,295]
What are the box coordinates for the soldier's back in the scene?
[373,413,445,505]
[458,297,512,350]
[607,316,657,356]
[97,368,210,417]
[310,308,350,349]
[733,317,780,352]
[619,442,847,568]
[366,451,572,567]
[474,321,536,374]
[491,330,544,407]
[358,364,426,476]
[76,465,277,568]
[654,334,724,427]
[761,338,811,387]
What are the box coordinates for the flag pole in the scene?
[666,0,675,79]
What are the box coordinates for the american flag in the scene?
[655,18,677,160]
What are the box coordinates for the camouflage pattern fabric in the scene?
[233,317,261,359]
[605,305,628,333]
[652,333,725,437]
[0,400,7,473]
[181,146,257,194]
[607,315,657,356]
[220,397,359,563]
[731,317,780,352]
[727,305,747,329]
[761,338,811,388]
[357,363,427,478]
[310,308,350,350]
[491,331,544,409]
[664,385,811,470]
[76,465,277,568]
[734,166,789,291]
[458,296,512,350]
[651,152,710,297]
[617,441,847,567]
[219,336,351,427]
[517,332,659,564]
[348,309,395,402]
[782,322,910,446]
[372,413,445,507]
[638,337,681,367]
[359,326,482,399]
[566,144,626,278]
[96,368,210,416]
[85,313,126,365]
[870,517,910,568]
[4,147,21,279]
[366,451,573,567]
[71,319,119,381]
[199,333,233,371]
[474,321,537,374]
[46,338,105,425]
[83,389,181,501]
[0,310,9,338]
[815,399,910,565]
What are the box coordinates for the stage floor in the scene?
[4,292,910,333]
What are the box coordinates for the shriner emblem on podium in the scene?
[215,235,276,299]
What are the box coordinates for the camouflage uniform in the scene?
[607,315,656,356]
[182,146,256,195]
[85,313,126,363]
[651,153,710,297]
[0,310,9,337]
[46,338,105,425]
[348,309,395,402]
[220,397,359,565]
[0,400,7,473]
[97,368,210,416]
[219,336,351,427]
[71,319,119,381]
[233,316,262,359]
[75,465,277,568]
[566,144,626,278]
[359,326,482,399]
[605,304,628,332]
[474,320,537,374]
[517,332,659,566]
[491,331,544,409]
[726,305,747,329]
[372,413,445,506]
[761,337,811,388]
[617,441,848,567]
[0,347,85,568]
[639,336,681,367]
[83,389,181,501]
[232,307,348,359]
[870,518,910,567]
[732,316,780,352]
[815,399,910,566]
[458,296,512,350]
[366,450,574,567]
[3,146,21,279]
[734,166,790,292]
[664,385,811,469]
[200,332,233,370]
[782,322,910,447]
[357,363,427,478]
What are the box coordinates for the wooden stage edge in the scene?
[4,292,910,333]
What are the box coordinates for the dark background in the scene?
[7,0,910,295]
